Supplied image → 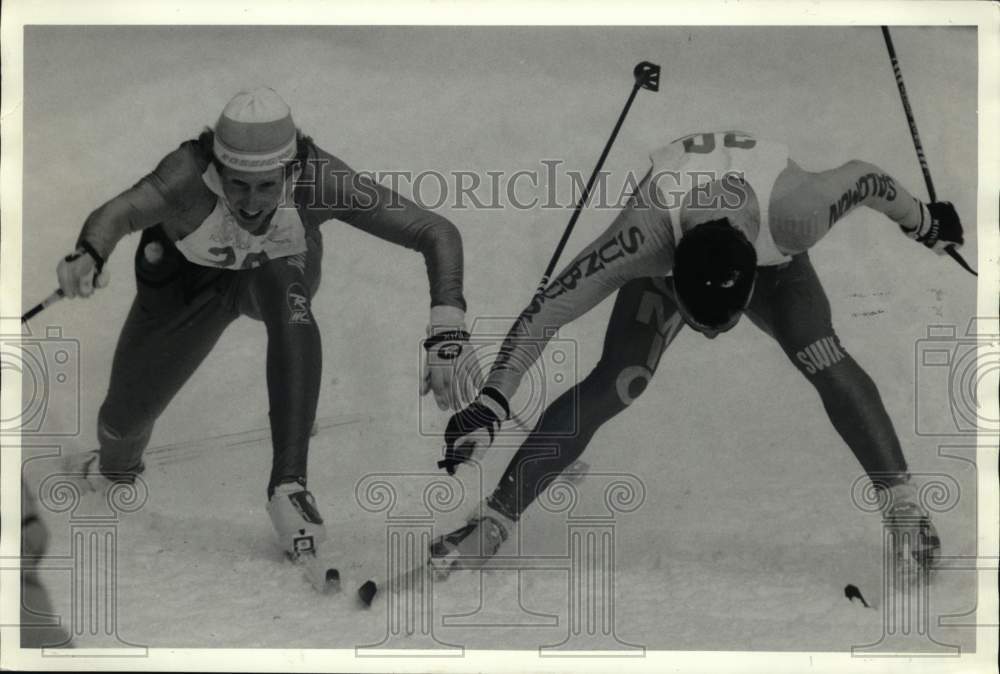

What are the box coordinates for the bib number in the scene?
[680,131,757,154]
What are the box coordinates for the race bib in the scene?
[174,165,307,270]
[651,131,792,267]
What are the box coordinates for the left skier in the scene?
[57,87,471,564]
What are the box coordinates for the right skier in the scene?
[435,130,964,578]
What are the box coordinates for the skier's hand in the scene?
[421,305,480,410]
[439,387,509,475]
[902,201,964,254]
[56,242,109,298]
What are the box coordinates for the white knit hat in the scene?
[213,87,297,172]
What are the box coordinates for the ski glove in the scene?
[439,387,509,475]
[422,305,483,411]
[902,201,964,254]
[56,240,109,298]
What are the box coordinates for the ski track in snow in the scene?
[19,26,980,652]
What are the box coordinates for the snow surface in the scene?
[18,25,982,652]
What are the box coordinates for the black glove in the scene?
[439,387,509,475]
[902,201,964,254]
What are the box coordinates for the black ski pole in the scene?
[534,61,661,296]
[881,26,977,277]
[21,289,64,324]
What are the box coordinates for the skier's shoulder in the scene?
[146,135,214,202]
[301,140,353,181]
[291,140,363,221]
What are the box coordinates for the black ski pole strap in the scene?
[79,239,106,273]
[423,329,470,351]
[66,239,106,274]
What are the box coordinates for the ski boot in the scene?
[61,449,137,495]
[880,479,941,576]
[357,499,517,606]
[428,499,516,579]
[267,481,340,593]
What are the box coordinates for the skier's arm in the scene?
[306,145,468,409]
[483,173,674,407]
[60,145,195,298]
[307,146,466,312]
[436,173,673,474]
[770,159,963,254]
[76,145,198,261]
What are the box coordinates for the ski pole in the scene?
[502,61,660,433]
[534,60,661,296]
[21,289,64,324]
[881,26,977,277]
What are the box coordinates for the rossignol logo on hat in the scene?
[214,138,297,171]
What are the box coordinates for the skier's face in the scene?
[674,274,753,339]
[219,165,296,233]
[676,300,743,339]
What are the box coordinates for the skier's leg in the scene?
[238,228,324,498]
[486,276,685,522]
[96,227,237,480]
[746,252,938,568]
[745,252,909,482]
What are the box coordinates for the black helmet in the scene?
[672,218,757,337]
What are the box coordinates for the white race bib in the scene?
[174,165,307,270]
[651,131,792,267]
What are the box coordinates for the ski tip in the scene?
[358,580,377,607]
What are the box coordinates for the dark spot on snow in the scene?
[844,584,871,608]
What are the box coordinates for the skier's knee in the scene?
[613,363,653,407]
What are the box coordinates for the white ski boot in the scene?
[880,479,941,574]
[428,499,516,578]
[267,482,340,593]
[357,499,518,607]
